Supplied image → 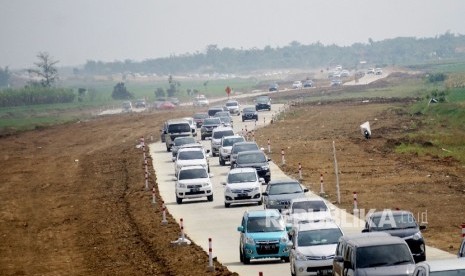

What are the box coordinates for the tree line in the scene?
[81,33,465,75]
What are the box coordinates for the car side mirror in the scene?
[237,226,244,232]
[258,178,265,184]
[419,225,427,230]
[206,149,211,154]
[262,192,268,196]
[334,256,344,263]
[303,188,309,193]
[267,158,271,162]
[221,181,226,186]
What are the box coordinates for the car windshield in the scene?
[237,153,266,163]
[226,102,238,107]
[247,216,285,233]
[292,201,328,214]
[213,130,234,139]
[223,137,245,147]
[356,244,413,268]
[215,112,230,117]
[297,228,342,246]
[168,124,190,133]
[178,151,204,160]
[203,118,221,125]
[219,117,231,124]
[370,213,418,230]
[178,168,208,180]
[268,182,302,195]
[174,137,196,146]
[243,107,256,112]
[193,113,208,119]
[228,172,257,183]
[232,144,259,154]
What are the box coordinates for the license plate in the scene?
[190,188,200,192]
[238,194,247,198]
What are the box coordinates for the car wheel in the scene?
[166,146,170,152]
[224,202,230,208]
[219,158,225,166]
[243,254,251,264]
[176,196,182,204]
[239,246,244,262]
[201,135,205,140]
[257,199,262,206]
[207,195,213,202]
[242,118,245,122]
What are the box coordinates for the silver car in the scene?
[262,179,308,211]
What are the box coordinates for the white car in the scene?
[375,67,383,75]
[193,95,209,107]
[222,168,263,208]
[210,126,234,157]
[219,135,245,166]
[224,100,240,116]
[292,81,303,89]
[174,147,210,176]
[412,258,465,275]
[174,165,213,204]
[284,197,334,226]
[290,220,343,276]
[183,117,197,137]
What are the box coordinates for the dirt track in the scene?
[1,92,464,274]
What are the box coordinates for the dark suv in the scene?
[362,210,426,263]
[200,117,222,140]
[233,150,271,183]
[207,106,226,117]
[255,96,271,111]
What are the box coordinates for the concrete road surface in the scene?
[149,103,454,276]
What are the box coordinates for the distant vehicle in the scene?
[225,100,240,116]
[157,101,176,110]
[290,220,344,276]
[362,210,426,263]
[303,80,314,88]
[375,68,383,75]
[200,117,222,140]
[330,79,342,87]
[207,106,225,117]
[242,107,258,122]
[122,101,132,113]
[269,83,279,92]
[367,68,375,74]
[412,258,465,276]
[134,99,146,108]
[219,135,246,166]
[174,147,210,176]
[222,167,263,208]
[255,96,271,111]
[183,117,197,136]
[292,81,303,89]
[262,179,308,211]
[167,97,180,106]
[284,197,333,225]
[193,95,209,107]
[237,209,292,264]
[210,126,234,157]
[340,70,350,77]
[333,233,415,276]
[230,141,261,168]
[219,116,233,128]
[193,112,208,128]
[162,119,193,152]
[174,165,213,204]
[234,150,271,183]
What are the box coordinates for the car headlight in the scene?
[281,235,288,243]
[178,183,186,188]
[268,200,278,205]
[413,231,423,241]
[261,165,269,170]
[202,182,210,187]
[245,236,255,245]
[225,186,231,193]
[295,250,307,261]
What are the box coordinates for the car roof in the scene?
[237,150,265,156]
[179,165,208,171]
[233,141,258,146]
[212,126,233,132]
[268,179,300,185]
[339,233,406,247]
[369,210,414,218]
[178,147,204,153]
[416,258,465,271]
[167,119,189,124]
[228,167,257,174]
[245,209,280,218]
[297,220,341,232]
[173,136,195,141]
[179,143,202,149]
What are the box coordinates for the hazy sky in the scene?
[1,0,464,69]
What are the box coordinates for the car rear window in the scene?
[213,130,234,139]
[178,151,204,160]
[237,152,266,164]
[168,123,191,133]
[223,137,245,147]
[356,244,413,268]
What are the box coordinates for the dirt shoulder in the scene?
[0,110,235,275]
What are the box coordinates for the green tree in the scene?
[28,52,59,87]
[155,87,165,98]
[166,75,180,97]
[111,82,133,100]
[0,66,10,87]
